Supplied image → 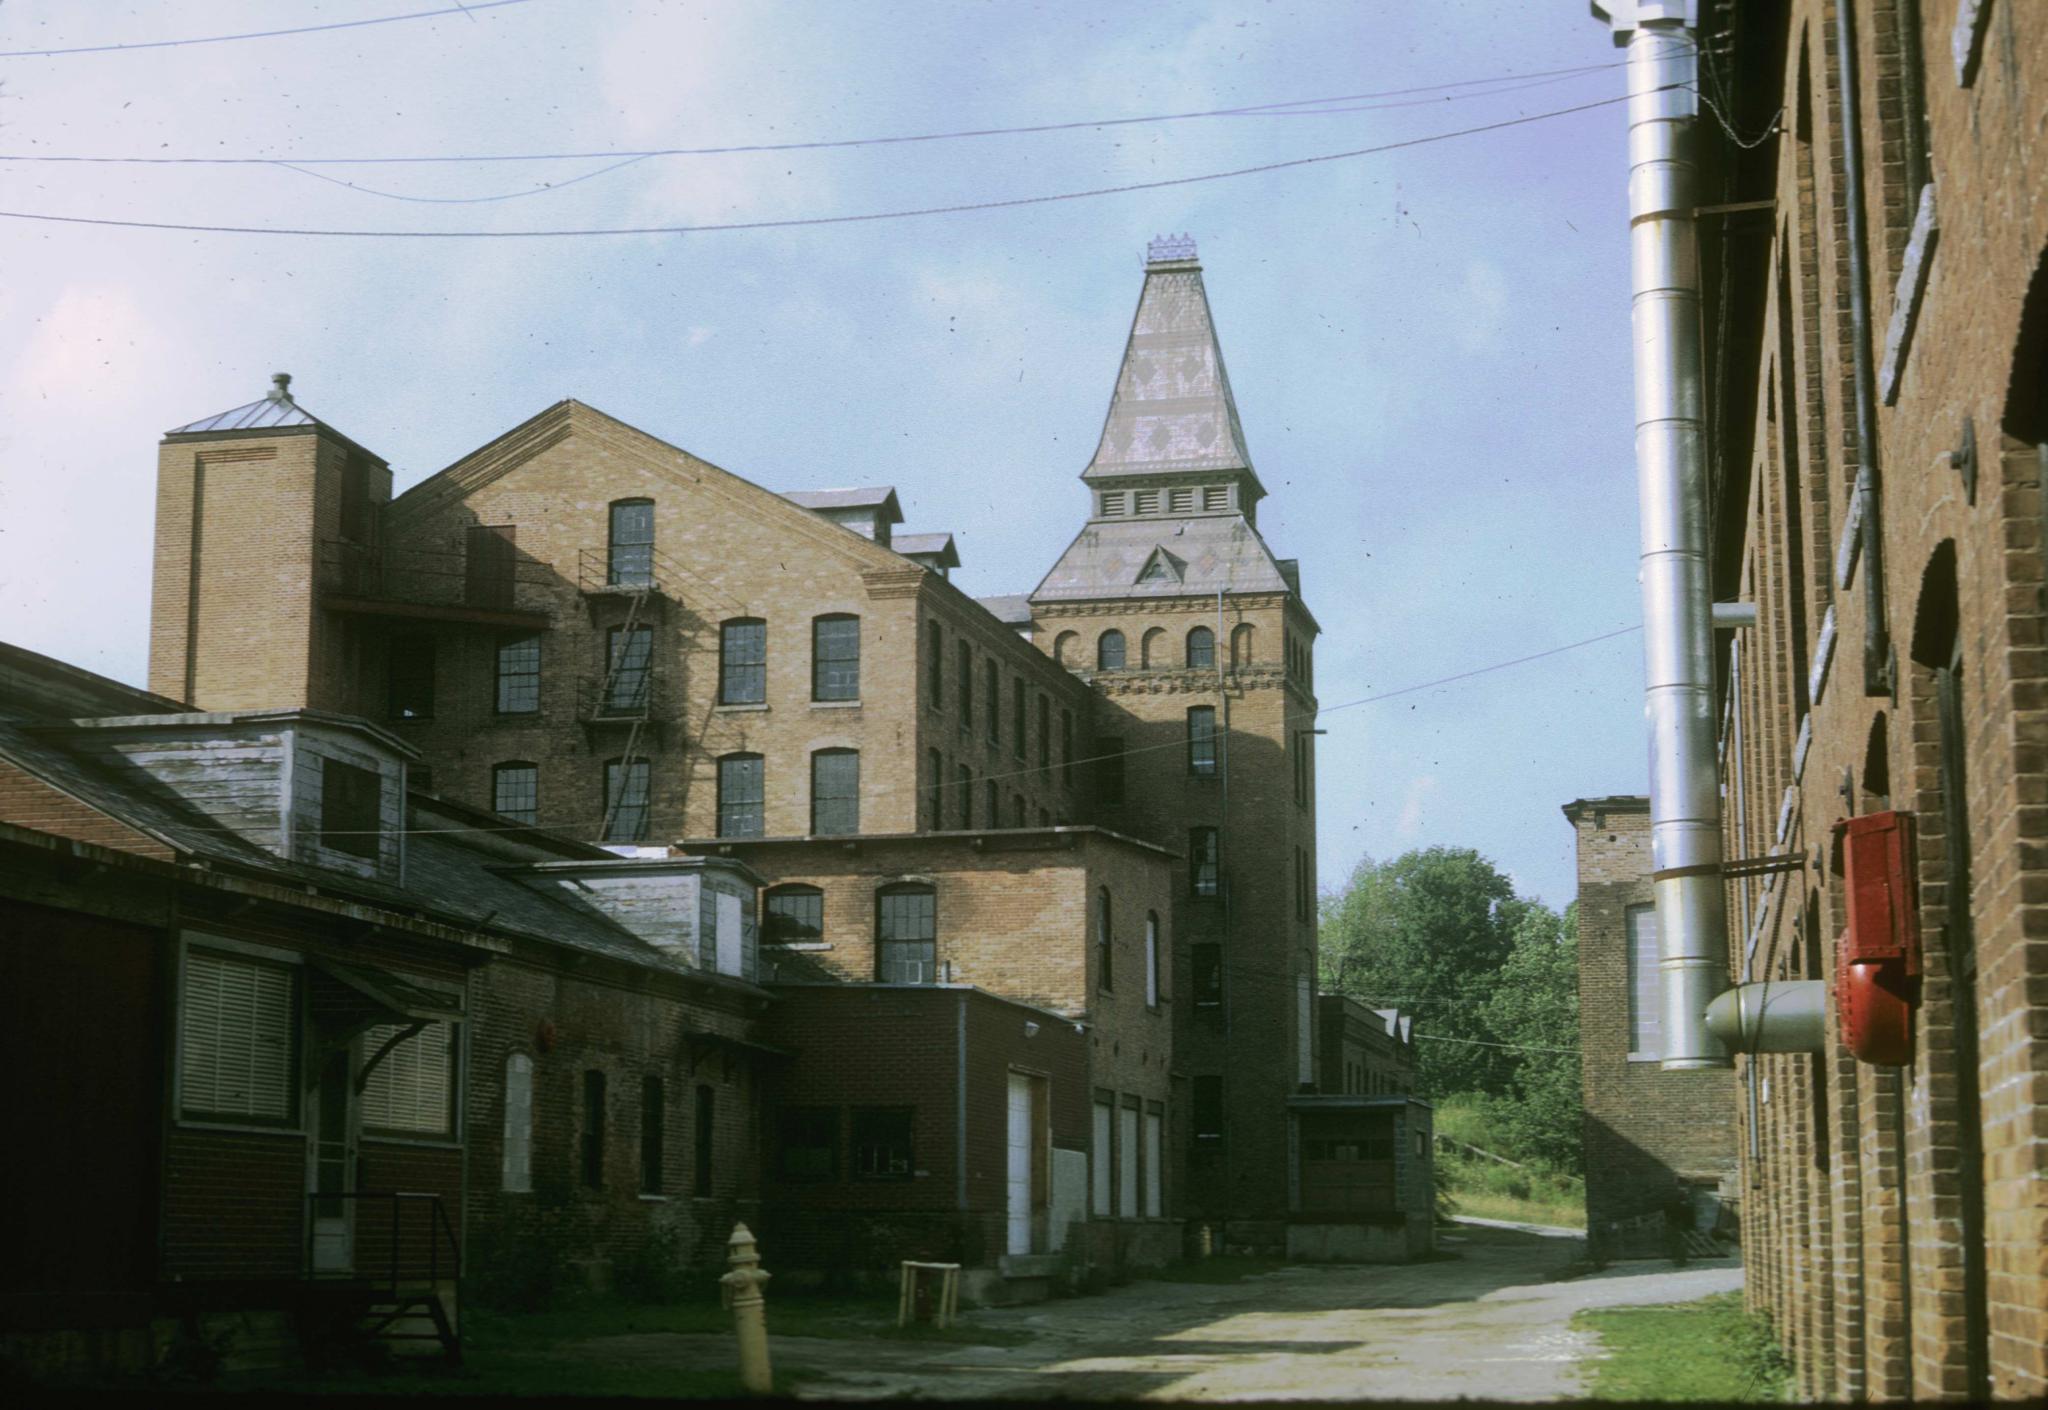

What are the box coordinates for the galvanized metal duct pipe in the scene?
[1705,980,1829,1054]
[1598,0,1731,1071]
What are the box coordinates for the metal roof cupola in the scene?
[1080,234,1265,521]
[164,371,322,436]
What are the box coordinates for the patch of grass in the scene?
[1575,1291,1791,1403]
[1139,1255,1286,1285]
[1431,1097,1585,1231]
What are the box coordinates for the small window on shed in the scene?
[320,756,382,860]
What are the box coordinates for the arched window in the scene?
[716,753,764,838]
[1141,627,1166,668]
[1144,912,1161,1008]
[1096,886,1114,991]
[812,614,860,701]
[1231,623,1256,670]
[1186,625,1215,671]
[810,748,859,835]
[876,884,936,984]
[764,884,824,945]
[1097,630,1127,671]
[719,618,767,704]
[1054,631,1078,667]
[608,498,654,587]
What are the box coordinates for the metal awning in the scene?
[313,958,463,1024]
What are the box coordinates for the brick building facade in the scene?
[1648,0,2048,1398]
[1564,796,1737,1258]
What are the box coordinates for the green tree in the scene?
[1482,901,1583,1171]
[1317,847,1529,1095]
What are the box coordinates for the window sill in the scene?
[716,702,769,713]
[361,1133,462,1150]
[174,1116,304,1138]
[810,699,862,710]
[767,941,833,952]
[638,1193,669,1203]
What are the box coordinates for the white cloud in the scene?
[1396,775,1439,837]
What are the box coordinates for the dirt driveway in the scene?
[576,1223,1742,1402]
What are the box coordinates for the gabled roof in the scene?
[975,594,1035,626]
[1030,515,1293,603]
[1082,249,1262,499]
[895,532,960,569]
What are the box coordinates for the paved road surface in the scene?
[776,1223,1741,1401]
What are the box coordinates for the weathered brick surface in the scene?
[1709,3,2048,1398]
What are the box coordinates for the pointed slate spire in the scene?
[1082,236,1261,501]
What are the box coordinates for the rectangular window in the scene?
[810,750,860,836]
[360,1020,457,1138]
[1626,903,1662,1059]
[1096,888,1114,991]
[1012,794,1026,828]
[1203,485,1228,512]
[717,755,765,839]
[466,524,516,609]
[1193,943,1222,1007]
[812,615,860,701]
[694,1085,715,1194]
[1192,1075,1223,1169]
[957,640,973,730]
[877,887,936,984]
[605,624,653,712]
[1168,486,1195,514]
[719,620,766,705]
[852,1107,914,1181]
[1187,706,1217,777]
[765,887,823,945]
[502,1054,533,1192]
[985,663,1000,744]
[581,1069,606,1189]
[1144,913,1160,1008]
[1037,696,1050,770]
[387,636,435,720]
[956,765,972,830]
[640,1076,666,1194]
[1144,1106,1164,1217]
[608,499,655,587]
[1012,678,1026,756]
[1061,710,1074,785]
[495,633,541,714]
[1097,737,1125,806]
[1118,1099,1140,1218]
[320,756,381,860]
[925,747,943,830]
[927,621,944,709]
[493,762,538,825]
[1091,1097,1114,1216]
[604,759,650,843]
[777,1105,838,1181]
[179,949,297,1123]
[1293,731,1310,808]
[1190,828,1220,897]
[985,779,998,828]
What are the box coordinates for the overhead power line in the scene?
[0,62,1621,168]
[0,87,1663,240]
[0,0,543,59]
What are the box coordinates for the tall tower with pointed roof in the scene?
[1028,238,1320,1245]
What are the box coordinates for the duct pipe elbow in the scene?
[1703,981,1828,1055]
[1712,601,1758,630]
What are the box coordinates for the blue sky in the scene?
[0,0,1649,908]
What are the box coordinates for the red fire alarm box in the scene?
[1832,811,1921,1065]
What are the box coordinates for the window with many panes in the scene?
[956,640,973,730]
[495,633,541,714]
[388,636,435,719]
[1192,943,1222,1008]
[608,498,654,587]
[927,620,944,708]
[1626,903,1661,1060]
[810,749,859,835]
[852,1107,914,1180]
[604,758,650,843]
[179,948,298,1124]
[360,1020,458,1138]
[1186,706,1217,776]
[764,885,823,945]
[493,761,539,824]
[984,779,998,828]
[320,756,382,860]
[876,885,936,984]
[1186,626,1215,671]
[925,748,943,829]
[1097,630,1126,671]
[1189,827,1219,896]
[985,661,1000,744]
[956,765,972,829]
[605,624,653,712]
[1037,696,1050,769]
[717,753,764,838]
[1061,710,1074,785]
[719,619,766,704]
[812,615,859,701]
[1012,678,1026,756]
[777,1106,838,1180]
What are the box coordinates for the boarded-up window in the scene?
[465,525,516,608]
[715,890,745,977]
[360,1020,457,1137]
[502,1054,533,1192]
[1626,903,1661,1059]
[1145,913,1161,1009]
[1117,1100,1140,1218]
[320,756,381,860]
[180,950,297,1123]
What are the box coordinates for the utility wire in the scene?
[0,87,1663,240]
[0,61,1623,167]
[0,0,543,59]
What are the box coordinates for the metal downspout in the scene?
[1600,0,1732,1070]
[1834,0,1895,696]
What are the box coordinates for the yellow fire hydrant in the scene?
[719,1222,773,1393]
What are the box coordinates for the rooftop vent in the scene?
[269,372,294,403]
